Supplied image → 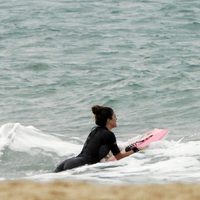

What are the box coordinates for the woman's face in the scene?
[108,113,117,129]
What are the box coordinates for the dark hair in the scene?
[92,105,114,127]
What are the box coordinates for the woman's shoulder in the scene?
[98,126,115,136]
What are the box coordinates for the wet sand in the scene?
[0,181,200,200]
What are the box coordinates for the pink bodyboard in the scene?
[106,128,168,162]
[133,128,168,149]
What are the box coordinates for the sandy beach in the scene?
[0,181,200,200]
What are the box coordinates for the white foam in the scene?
[1,124,200,184]
[0,123,81,157]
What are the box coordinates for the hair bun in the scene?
[91,105,114,127]
[92,105,103,115]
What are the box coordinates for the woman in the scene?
[54,105,139,172]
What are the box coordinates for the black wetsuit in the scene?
[54,126,120,172]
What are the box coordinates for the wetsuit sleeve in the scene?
[108,132,120,155]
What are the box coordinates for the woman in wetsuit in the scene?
[54,105,139,172]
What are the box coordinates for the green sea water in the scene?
[0,0,200,182]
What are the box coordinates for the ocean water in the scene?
[0,0,200,184]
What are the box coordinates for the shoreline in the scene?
[0,180,200,200]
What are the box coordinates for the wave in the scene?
[0,123,81,158]
[1,123,200,183]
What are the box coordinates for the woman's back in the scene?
[79,126,117,164]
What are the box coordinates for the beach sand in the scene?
[0,181,200,200]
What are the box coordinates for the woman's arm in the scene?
[114,150,135,160]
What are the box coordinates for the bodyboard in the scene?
[106,128,168,162]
